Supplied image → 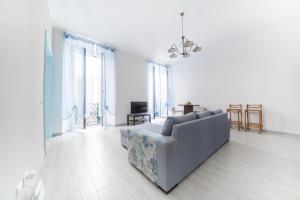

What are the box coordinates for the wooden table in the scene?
[178,104,200,114]
[127,113,151,126]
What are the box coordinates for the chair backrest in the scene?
[229,104,242,110]
[246,104,262,111]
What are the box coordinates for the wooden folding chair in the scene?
[227,104,243,131]
[245,104,263,134]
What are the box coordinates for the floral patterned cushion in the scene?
[127,129,159,183]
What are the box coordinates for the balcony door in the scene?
[62,34,116,133]
[74,50,103,129]
[85,54,103,127]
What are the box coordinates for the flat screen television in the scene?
[131,102,148,114]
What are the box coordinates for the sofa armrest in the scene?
[127,128,176,188]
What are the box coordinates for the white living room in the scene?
[1,0,300,199]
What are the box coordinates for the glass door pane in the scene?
[73,48,85,130]
[85,55,102,126]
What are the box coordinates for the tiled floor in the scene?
[40,125,300,200]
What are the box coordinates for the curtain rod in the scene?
[64,32,115,51]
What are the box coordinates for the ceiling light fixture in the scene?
[168,12,202,58]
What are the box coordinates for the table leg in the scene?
[244,111,247,131]
[259,111,262,134]
[238,110,240,131]
[229,111,232,128]
[241,110,243,130]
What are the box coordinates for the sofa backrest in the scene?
[171,112,228,139]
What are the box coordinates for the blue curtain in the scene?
[148,62,171,117]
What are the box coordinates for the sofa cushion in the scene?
[196,111,212,119]
[211,109,223,115]
[161,112,197,136]
[161,118,174,136]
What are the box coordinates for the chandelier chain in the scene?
[181,12,184,38]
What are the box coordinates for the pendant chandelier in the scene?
[168,12,202,58]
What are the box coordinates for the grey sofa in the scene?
[120,111,230,192]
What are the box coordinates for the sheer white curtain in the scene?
[102,48,116,125]
[159,66,170,117]
[148,64,154,117]
[148,62,171,118]
[62,37,85,131]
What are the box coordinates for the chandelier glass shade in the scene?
[168,12,202,58]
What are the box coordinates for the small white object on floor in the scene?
[33,180,45,200]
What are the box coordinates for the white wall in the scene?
[0,0,51,199]
[115,50,149,125]
[171,8,300,134]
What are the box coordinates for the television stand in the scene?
[127,113,151,126]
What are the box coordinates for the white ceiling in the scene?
[48,0,300,65]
